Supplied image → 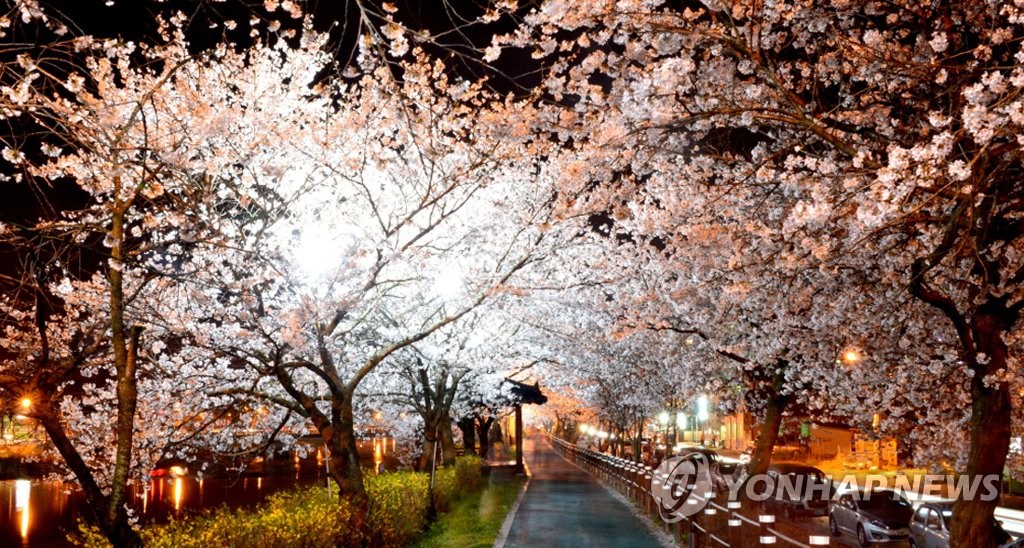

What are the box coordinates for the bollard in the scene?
[728,500,744,546]
[643,473,652,515]
[758,514,776,544]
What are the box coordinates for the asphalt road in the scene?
[501,436,669,548]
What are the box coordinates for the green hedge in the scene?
[74,457,488,548]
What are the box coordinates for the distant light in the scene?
[843,349,861,363]
[677,412,687,430]
[658,411,670,425]
[697,395,709,422]
[19,398,31,410]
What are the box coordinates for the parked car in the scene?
[829,489,914,545]
[762,462,834,518]
[908,501,1013,548]
[675,445,742,494]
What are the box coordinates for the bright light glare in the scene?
[658,411,669,425]
[14,479,29,509]
[677,412,687,429]
[843,349,861,363]
[19,398,30,409]
[294,225,341,278]
[433,265,463,301]
[697,395,709,422]
[291,221,365,281]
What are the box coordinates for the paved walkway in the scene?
[501,435,667,548]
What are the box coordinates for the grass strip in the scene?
[416,475,526,548]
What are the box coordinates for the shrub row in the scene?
[430,454,483,513]
[75,456,486,548]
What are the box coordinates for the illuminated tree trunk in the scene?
[476,416,493,460]
[439,415,456,466]
[418,422,440,472]
[746,369,791,480]
[950,306,1013,547]
[328,396,368,530]
[457,417,477,456]
[103,203,143,548]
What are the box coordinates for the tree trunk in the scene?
[104,205,143,548]
[439,415,456,466]
[329,396,368,532]
[418,435,438,472]
[950,311,1013,547]
[476,417,493,460]
[457,417,476,456]
[37,407,142,547]
[418,413,442,471]
[746,390,788,479]
[632,431,642,463]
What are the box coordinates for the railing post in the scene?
[758,513,776,544]
[728,500,743,546]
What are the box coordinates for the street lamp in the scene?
[696,396,709,422]
[697,395,709,445]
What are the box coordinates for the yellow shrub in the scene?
[365,471,431,547]
[74,461,486,548]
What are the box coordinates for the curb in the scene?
[492,452,532,548]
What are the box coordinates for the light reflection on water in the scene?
[0,437,393,546]
[15,479,29,540]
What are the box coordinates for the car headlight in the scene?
[869,519,888,529]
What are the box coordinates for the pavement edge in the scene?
[492,458,531,548]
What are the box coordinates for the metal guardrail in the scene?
[546,434,832,547]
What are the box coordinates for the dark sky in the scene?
[18,0,537,88]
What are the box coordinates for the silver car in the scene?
[829,490,913,545]
[908,501,1013,548]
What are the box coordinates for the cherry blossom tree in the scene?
[0,21,328,544]
[150,52,562,541]
[495,1,1024,541]
[1,2,561,542]
[371,310,520,469]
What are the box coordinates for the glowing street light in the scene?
[19,398,31,410]
[658,411,670,426]
[696,395,709,422]
[676,412,687,430]
[843,349,861,363]
[433,264,465,302]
